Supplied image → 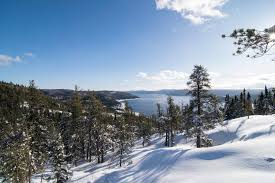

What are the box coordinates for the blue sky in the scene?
[1,0,275,90]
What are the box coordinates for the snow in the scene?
[37,115,275,183]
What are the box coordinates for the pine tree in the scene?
[0,84,30,182]
[84,91,113,164]
[265,85,269,98]
[263,86,271,114]
[224,94,231,120]
[156,103,164,136]
[25,80,49,183]
[114,113,133,167]
[233,96,243,118]
[48,130,71,183]
[181,102,194,137]
[255,92,265,115]
[187,65,211,148]
[70,85,84,165]
[85,91,104,162]
[239,92,245,116]
[204,95,223,129]
[165,96,180,147]
[137,115,152,147]
[0,83,28,183]
[124,102,136,147]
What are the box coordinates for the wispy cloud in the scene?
[24,52,34,57]
[137,70,188,81]
[0,52,34,66]
[0,55,21,65]
[133,70,275,90]
[155,0,229,24]
[135,70,189,90]
[214,73,275,89]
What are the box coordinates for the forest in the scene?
[1,65,275,183]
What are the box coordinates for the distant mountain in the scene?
[41,89,138,109]
[129,89,263,99]
[129,89,189,96]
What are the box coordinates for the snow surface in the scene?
[36,115,275,183]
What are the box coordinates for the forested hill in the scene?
[0,82,138,111]
[0,81,63,110]
[41,89,138,109]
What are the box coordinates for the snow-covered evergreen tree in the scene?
[69,85,84,165]
[137,114,152,147]
[48,130,71,183]
[187,65,211,148]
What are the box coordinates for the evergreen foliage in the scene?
[1,76,275,182]
[0,81,154,182]
[187,65,212,148]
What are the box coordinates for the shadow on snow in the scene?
[94,148,190,183]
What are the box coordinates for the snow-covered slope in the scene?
[70,115,275,183]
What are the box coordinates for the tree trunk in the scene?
[40,173,43,183]
[28,152,32,183]
[196,127,201,148]
[101,148,104,163]
[170,120,173,147]
[89,146,92,162]
[88,129,92,161]
[166,132,168,146]
[142,137,145,147]
[197,83,202,148]
[96,140,100,163]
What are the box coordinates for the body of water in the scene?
[123,94,191,116]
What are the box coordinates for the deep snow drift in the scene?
[37,115,275,183]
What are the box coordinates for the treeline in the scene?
[224,86,275,120]
[0,81,154,183]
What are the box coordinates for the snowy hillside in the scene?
[63,115,275,182]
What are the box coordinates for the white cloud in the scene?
[212,73,275,89]
[133,70,275,90]
[137,72,148,78]
[155,0,229,24]
[0,52,34,66]
[137,70,188,81]
[0,54,22,65]
[135,70,189,90]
